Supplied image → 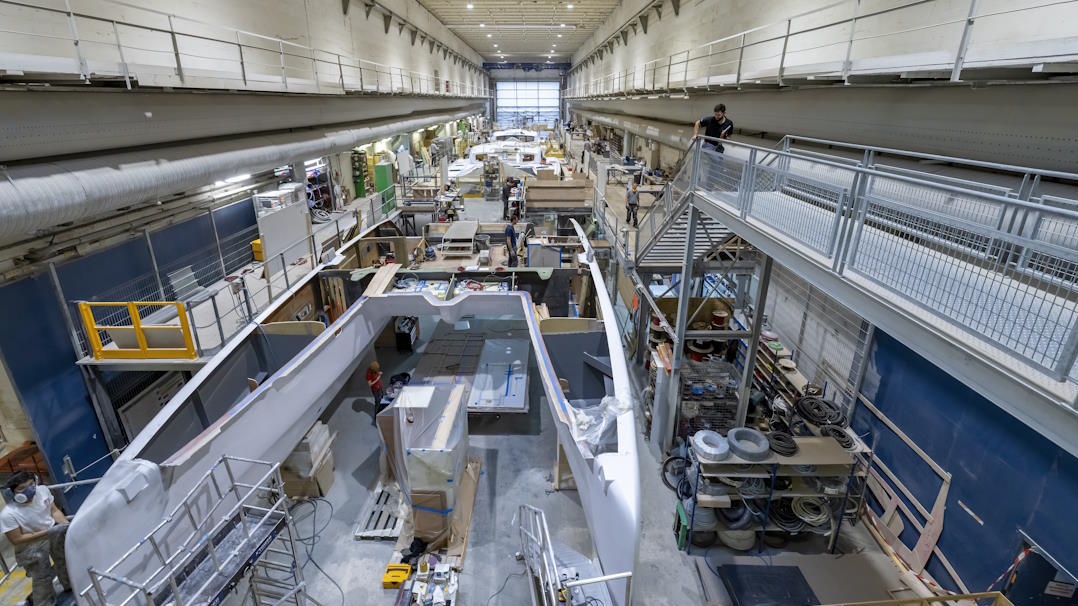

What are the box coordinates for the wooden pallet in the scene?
[352,483,403,540]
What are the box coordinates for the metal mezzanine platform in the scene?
[600,135,1078,457]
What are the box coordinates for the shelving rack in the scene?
[685,434,864,554]
[83,455,319,606]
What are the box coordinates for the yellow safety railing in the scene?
[821,592,1014,606]
[77,301,197,360]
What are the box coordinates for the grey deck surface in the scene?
[699,187,1077,380]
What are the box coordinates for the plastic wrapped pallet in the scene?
[379,384,468,542]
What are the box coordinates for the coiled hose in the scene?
[767,431,799,456]
[791,497,831,527]
[660,456,695,500]
[794,396,848,427]
[820,424,855,450]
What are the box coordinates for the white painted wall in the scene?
[568,0,1078,90]
[0,0,489,93]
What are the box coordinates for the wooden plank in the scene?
[446,457,482,570]
[362,264,400,297]
[431,385,465,450]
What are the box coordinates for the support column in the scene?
[47,263,125,450]
[144,230,165,300]
[735,256,772,427]
[666,205,698,451]
[207,206,228,279]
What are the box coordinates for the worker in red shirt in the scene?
[367,361,384,423]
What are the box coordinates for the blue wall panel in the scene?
[854,331,1078,592]
[0,205,259,511]
[0,274,110,508]
[212,199,256,236]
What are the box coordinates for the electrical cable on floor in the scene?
[485,569,527,605]
[291,498,346,606]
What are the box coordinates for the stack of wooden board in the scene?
[524,180,594,212]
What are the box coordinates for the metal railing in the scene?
[564,0,1078,98]
[77,301,197,360]
[671,135,1078,384]
[0,0,491,97]
[69,185,399,361]
[82,455,314,606]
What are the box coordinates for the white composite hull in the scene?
[66,228,639,606]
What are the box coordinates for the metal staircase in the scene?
[636,201,734,268]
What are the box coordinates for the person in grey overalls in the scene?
[1,472,71,606]
[626,181,641,228]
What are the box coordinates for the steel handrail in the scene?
[565,0,1078,96]
[691,136,1078,221]
[0,0,491,97]
[783,135,1078,182]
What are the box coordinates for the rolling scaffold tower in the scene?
[82,455,323,606]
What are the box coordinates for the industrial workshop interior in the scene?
[1,1,1078,606]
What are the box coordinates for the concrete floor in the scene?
[275,193,901,606]
[297,327,594,605]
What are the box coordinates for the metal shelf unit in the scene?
[685,435,862,555]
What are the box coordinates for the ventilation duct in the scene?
[0,108,480,246]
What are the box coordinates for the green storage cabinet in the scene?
[374,161,395,211]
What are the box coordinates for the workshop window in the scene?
[495,80,560,128]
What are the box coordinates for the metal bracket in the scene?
[670,0,680,16]
[383,13,392,34]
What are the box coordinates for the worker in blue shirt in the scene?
[505,216,519,267]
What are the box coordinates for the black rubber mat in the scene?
[718,564,820,606]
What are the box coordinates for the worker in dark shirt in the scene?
[505,216,519,267]
[692,103,734,190]
[693,103,734,152]
[501,177,513,220]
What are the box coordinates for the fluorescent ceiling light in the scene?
[560,23,566,27]
[557,34,562,37]
[479,23,485,27]
[464,24,575,30]
[567,3,574,8]
[466,3,473,9]
[225,173,252,183]
[493,44,498,47]
[487,33,492,37]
